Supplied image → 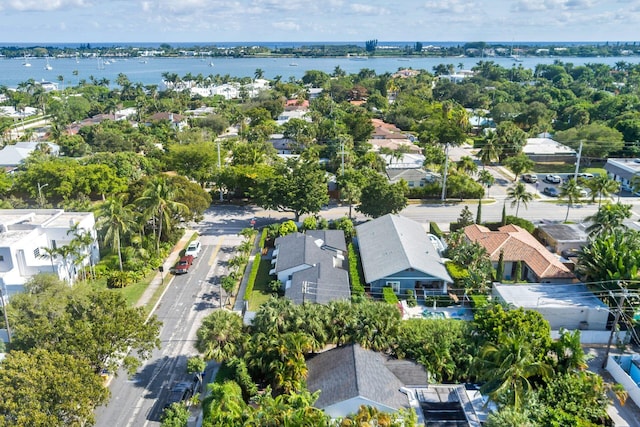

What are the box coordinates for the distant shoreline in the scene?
[1,41,639,60]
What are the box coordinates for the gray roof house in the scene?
[356,214,452,299]
[270,230,350,304]
[306,343,428,418]
[0,141,59,171]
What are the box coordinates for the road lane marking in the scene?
[208,237,224,266]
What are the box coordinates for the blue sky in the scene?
[0,0,638,44]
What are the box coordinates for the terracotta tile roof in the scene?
[463,224,575,280]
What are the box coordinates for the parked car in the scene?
[523,173,538,183]
[543,186,559,197]
[185,240,201,258]
[544,174,562,184]
[164,381,194,409]
[578,173,594,179]
[577,187,589,198]
[174,255,194,274]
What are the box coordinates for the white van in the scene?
[185,240,201,258]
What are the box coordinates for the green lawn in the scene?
[248,258,276,310]
[88,270,159,309]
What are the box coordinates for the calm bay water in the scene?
[2,55,640,88]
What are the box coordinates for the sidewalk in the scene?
[136,229,197,311]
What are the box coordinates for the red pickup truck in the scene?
[174,255,194,274]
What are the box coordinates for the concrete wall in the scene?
[550,330,629,344]
[535,305,608,330]
[606,354,640,409]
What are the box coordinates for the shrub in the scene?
[348,243,365,296]
[383,286,399,304]
[259,228,268,249]
[243,255,261,300]
[406,289,417,307]
[484,216,535,233]
[278,220,298,236]
[470,294,489,308]
[430,222,443,239]
[445,261,470,285]
[505,215,535,233]
[302,216,317,231]
[106,270,137,288]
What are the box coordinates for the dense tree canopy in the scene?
[8,275,161,375]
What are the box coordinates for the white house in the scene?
[0,209,99,300]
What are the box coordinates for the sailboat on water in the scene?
[23,52,31,67]
[44,57,52,71]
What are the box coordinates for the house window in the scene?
[51,240,57,250]
[0,255,4,261]
[33,248,40,258]
[386,281,400,294]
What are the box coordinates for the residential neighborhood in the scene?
[2,51,640,427]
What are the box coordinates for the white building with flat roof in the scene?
[0,209,99,300]
[492,283,608,331]
[605,158,640,192]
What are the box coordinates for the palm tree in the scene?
[506,182,533,218]
[195,310,246,362]
[97,195,136,271]
[476,334,552,409]
[40,246,59,274]
[477,169,495,197]
[135,176,189,253]
[254,68,264,81]
[584,175,619,206]
[559,179,583,222]
[477,133,501,167]
[585,203,631,237]
[456,155,478,176]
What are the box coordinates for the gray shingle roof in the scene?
[286,263,350,304]
[273,232,327,273]
[306,229,347,252]
[355,214,452,284]
[306,344,427,411]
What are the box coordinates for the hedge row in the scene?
[383,287,399,304]
[445,261,470,285]
[259,228,268,249]
[348,243,365,296]
[429,222,443,239]
[243,255,262,301]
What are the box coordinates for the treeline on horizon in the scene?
[1,40,640,59]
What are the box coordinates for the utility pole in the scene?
[0,286,11,344]
[441,144,449,203]
[216,139,223,202]
[602,289,627,369]
[573,141,583,181]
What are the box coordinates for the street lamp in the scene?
[37,182,49,208]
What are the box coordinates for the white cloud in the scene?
[424,0,478,14]
[272,21,300,31]
[6,0,88,11]
[349,3,389,15]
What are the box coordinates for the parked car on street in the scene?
[174,255,194,274]
[544,174,562,184]
[523,173,538,183]
[164,381,194,409]
[543,186,559,197]
[578,173,594,179]
[185,240,201,258]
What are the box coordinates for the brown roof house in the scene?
[464,224,575,283]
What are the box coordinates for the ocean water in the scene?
[2,54,640,88]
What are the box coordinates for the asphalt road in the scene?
[94,208,247,427]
